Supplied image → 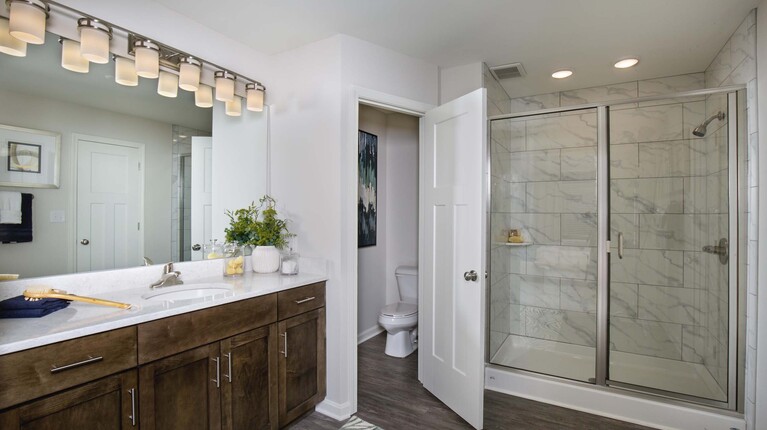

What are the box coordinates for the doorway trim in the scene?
[71,133,146,273]
[328,86,433,419]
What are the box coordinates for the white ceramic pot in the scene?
[251,245,281,273]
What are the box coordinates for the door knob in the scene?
[463,270,478,282]
[192,244,201,251]
[80,239,90,245]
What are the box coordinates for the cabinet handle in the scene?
[128,388,136,426]
[50,355,103,374]
[294,296,316,304]
[280,332,288,357]
[211,356,220,388]
[223,352,232,383]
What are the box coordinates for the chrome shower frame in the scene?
[485,85,747,412]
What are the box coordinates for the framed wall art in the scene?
[0,124,60,188]
[358,130,377,248]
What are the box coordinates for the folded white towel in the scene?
[0,191,22,224]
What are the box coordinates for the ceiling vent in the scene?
[490,62,526,80]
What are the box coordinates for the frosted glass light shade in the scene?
[246,85,264,112]
[61,39,89,73]
[0,18,26,57]
[195,84,213,108]
[215,71,235,102]
[115,57,138,86]
[79,24,111,64]
[225,96,242,117]
[8,0,48,45]
[135,42,159,79]
[179,59,201,91]
[157,71,179,98]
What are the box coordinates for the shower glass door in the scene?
[606,92,734,403]
[488,108,599,383]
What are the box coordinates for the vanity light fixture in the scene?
[6,0,49,45]
[134,39,160,79]
[614,58,639,69]
[246,83,265,112]
[214,70,236,102]
[225,96,242,117]
[195,84,214,108]
[114,56,138,86]
[178,56,201,91]
[77,18,112,64]
[551,69,573,79]
[157,71,179,98]
[0,17,26,57]
[59,37,89,73]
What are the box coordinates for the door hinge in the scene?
[606,240,611,252]
[138,162,141,171]
[137,222,140,230]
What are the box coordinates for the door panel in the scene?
[191,137,213,261]
[421,88,486,429]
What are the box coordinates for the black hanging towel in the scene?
[0,193,33,243]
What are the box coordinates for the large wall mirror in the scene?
[0,30,269,279]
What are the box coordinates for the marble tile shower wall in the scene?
[704,9,758,425]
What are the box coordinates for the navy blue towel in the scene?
[0,295,70,318]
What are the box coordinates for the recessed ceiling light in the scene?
[551,70,573,79]
[614,58,639,69]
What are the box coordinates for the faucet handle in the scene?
[163,262,174,274]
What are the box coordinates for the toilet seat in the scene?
[379,302,417,318]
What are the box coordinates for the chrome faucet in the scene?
[150,262,183,289]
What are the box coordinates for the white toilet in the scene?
[378,265,418,358]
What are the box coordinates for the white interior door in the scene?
[76,139,141,272]
[420,88,486,429]
[191,136,213,260]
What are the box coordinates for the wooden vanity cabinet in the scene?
[0,370,138,430]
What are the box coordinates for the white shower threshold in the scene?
[491,334,725,402]
[487,335,743,430]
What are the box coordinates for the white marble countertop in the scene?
[0,271,327,356]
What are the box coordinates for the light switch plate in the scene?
[49,210,65,223]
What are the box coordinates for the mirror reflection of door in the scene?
[76,137,143,272]
[191,136,213,261]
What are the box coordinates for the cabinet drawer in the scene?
[138,294,277,364]
[0,327,137,410]
[277,282,325,320]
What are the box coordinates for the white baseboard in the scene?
[357,326,384,344]
[315,398,352,421]
[485,366,745,430]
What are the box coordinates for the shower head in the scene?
[692,111,726,137]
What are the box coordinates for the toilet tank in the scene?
[395,265,418,304]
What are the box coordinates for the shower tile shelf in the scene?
[494,242,533,247]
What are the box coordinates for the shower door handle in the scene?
[617,233,624,259]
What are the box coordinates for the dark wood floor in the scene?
[288,333,654,430]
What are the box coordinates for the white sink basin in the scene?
[142,283,233,302]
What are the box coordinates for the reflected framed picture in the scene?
[0,124,60,188]
[358,130,377,248]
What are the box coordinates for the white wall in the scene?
[384,113,419,306]
[440,62,484,104]
[357,106,388,340]
[0,87,172,277]
[211,103,269,242]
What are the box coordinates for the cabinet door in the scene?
[139,343,221,430]
[0,370,138,430]
[278,307,326,426]
[220,325,279,430]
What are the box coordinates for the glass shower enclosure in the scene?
[487,88,744,409]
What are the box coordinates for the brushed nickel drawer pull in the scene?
[211,356,220,388]
[223,352,232,383]
[294,296,316,304]
[128,387,136,426]
[50,355,103,373]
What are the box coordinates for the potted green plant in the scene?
[250,195,294,273]
[224,202,259,246]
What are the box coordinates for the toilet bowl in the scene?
[378,266,418,358]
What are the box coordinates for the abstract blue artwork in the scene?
[358,130,377,248]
